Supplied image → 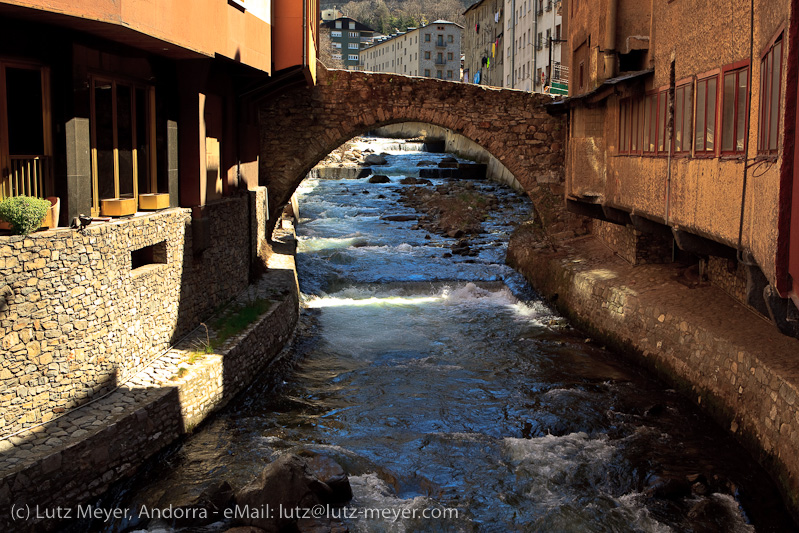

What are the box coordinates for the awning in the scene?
[545,69,653,114]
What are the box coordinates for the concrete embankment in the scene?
[508,230,799,519]
[0,231,300,532]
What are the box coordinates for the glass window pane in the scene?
[696,81,706,151]
[620,101,628,151]
[643,96,651,151]
[760,55,770,150]
[683,84,693,151]
[136,87,149,194]
[657,92,666,151]
[707,77,717,151]
[632,99,639,151]
[116,84,134,197]
[736,71,748,152]
[94,81,115,201]
[675,87,684,151]
[722,72,735,151]
[5,68,44,156]
[769,41,782,151]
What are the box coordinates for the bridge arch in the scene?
[258,63,566,236]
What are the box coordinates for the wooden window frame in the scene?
[720,60,750,156]
[673,78,693,155]
[643,88,668,155]
[758,32,784,155]
[89,75,155,217]
[618,96,643,155]
[0,60,53,200]
[694,70,720,157]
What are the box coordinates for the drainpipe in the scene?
[533,2,538,91]
[303,0,308,71]
[604,0,618,80]
[511,0,516,87]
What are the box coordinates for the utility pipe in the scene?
[604,0,618,79]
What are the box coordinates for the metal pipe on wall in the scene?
[604,0,618,79]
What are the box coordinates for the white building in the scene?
[504,0,564,94]
[361,21,463,81]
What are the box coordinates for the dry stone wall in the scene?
[0,190,266,439]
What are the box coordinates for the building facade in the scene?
[499,0,565,93]
[361,21,463,81]
[321,16,375,70]
[462,0,505,87]
[561,0,799,336]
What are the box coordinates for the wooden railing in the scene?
[1,156,51,200]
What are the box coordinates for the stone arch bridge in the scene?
[258,64,569,235]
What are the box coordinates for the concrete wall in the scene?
[0,188,268,440]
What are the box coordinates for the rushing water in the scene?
[80,138,796,533]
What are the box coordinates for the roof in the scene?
[431,20,465,28]
[463,0,493,16]
[321,17,376,33]
[546,69,653,113]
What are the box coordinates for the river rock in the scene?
[440,156,457,163]
[416,160,437,166]
[400,177,432,185]
[304,455,353,504]
[368,175,391,183]
[364,154,388,165]
[234,454,333,532]
[381,215,417,222]
[156,480,235,528]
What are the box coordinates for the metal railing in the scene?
[435,58,447,65]
[1,156,51,200]
[552,63,569,83]
[435,40,446,48]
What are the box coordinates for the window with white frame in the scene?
[331,31,341,37]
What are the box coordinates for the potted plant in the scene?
[0,195,51,235]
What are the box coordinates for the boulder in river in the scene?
[364,154,388,165]
[416,160,437,167]
[368,175,391,183]
[234,453,352,532]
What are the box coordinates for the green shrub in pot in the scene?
[0,195,51,235]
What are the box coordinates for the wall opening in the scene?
[131,241,167,271]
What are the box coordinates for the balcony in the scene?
[435,40,447,48]
[1,156,51,199]
[435,58,447,65]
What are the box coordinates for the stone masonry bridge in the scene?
[258,63,569,235]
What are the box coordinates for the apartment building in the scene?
[321,16,375,70]
[560,0,799,336]
[361,21,463,81]
[501,0,564,93]
[462,0,505,87]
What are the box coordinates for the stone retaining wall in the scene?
[0,279,299,532]
[508,235,799,516]
[0,188,267,439]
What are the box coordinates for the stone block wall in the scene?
[593,220,673,265]
[0,190,267,439]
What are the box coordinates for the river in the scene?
[76,137,796,532]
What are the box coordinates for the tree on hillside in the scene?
[340,0,469,34]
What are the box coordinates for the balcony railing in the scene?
[1,156,51,200]
[435,58,447,65]
[435,40,446,48]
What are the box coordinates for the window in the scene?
[643,91,668,154]
[721,64,749,154]
[674,82,693,153]
[349,22,355,29]
[425,51,431,60]
[331,31,341,38]
[619,97,643,154]
[425,34,431,42]
[90,77,154,215]
[349,31,358,38]
[448,35,454,43]
[335,21,342,29]
[447,52,453,60]
[447,70,453,79]
[759,36,783,154]
[348,43,359,49]
[333,42,342,49]
[348,54,359,61]
[0,62,53,200]
[695,75,718,154]
[436,71,444,79]
[425,69,430,76]
[332,53,342,60]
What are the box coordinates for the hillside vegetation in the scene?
[338,0,473,34]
